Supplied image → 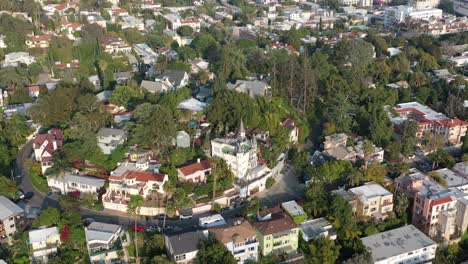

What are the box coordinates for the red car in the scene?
[132,224,145,232]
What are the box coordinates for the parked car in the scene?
[146,225,158,232]
[132,224,145,232]
[17,190,25,199]
[24,192,34,200]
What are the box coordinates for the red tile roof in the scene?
[115,170,166,183]
[178,160,211,176]
[432,196,452,206]
[253,212,297,235]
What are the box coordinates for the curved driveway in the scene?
[16,140,305,232]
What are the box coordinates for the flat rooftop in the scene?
[434,168,467,188]
[281,200,306,217]
[362,225,436,262]
[349,182,391,199]
[395,102,448,121]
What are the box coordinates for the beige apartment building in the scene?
[348,182,394,220]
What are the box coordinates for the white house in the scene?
[211,120,258,179]
[2,52,35,67]
[361,225,437,264]
[47,173,105,195]
[96,128,127,155]
[85,222,124,263]
[120,15,144,31]
[300,218,337,242]
[384,6,442,27]
[33,129,64,174]
[29,227,61,263]
[155,70,189,90]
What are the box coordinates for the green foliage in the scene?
[195,237,237,264]
[0,176,17,199]
[127,195,144,215]
[307,237,341,264]
[109,85,144,109]
[33,207,61,228]
[309,160,353,182]
[364,161,387,184]
[0,14,34,52]
[400,120,418,157]
[265,177,275,189]
[177,25,194,37]
[304,181,329,218]
[334,39,375,73]
[128,103,176,152]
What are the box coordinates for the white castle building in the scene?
[211,120,258,179]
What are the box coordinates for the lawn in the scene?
[29,172,49,193]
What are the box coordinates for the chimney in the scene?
[197,158,201,163]
[52,139,57,150]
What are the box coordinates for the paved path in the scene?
[16,139,304,232]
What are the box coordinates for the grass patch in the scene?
[30,172,49,193]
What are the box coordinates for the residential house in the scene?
[300,218,336,242]
[33,128,64,174]
[119,15,144,31]
[176,130,190,148]
[85,222,124,263]
[386,81,410,89]
[189,58,211,76]
[107,170,168,200]
[140,80,171,93]
[0,196,25,244]
[253,206,299,255]
[102,35,131,54]
[96,128,127,154]
[337,182,394,220]
[211,120,258,179]
[106,8,129,22]
[29,227,61,262]
[133,43,158,66]
[88,75,101,90]
[163,29,193,46]
[27,85,40,98]
[209,219,259,263]
[361,225,437,264]
[0,35,7,49]
[177,159,211,183]
[25,34,52,49]
[61,22,83,40]
[390,101,468,145]
[47,173,105,195]
[85,13,107,28]
[114,71,134,84]
[165,231,207,263]
[163,14,201,31]
[322,133,384,163]
[226,80,271,98]
[177,98,208,112]
[140,1,162,10]
[155,70,189,90]
[281,200,306,224]
[280,118,299,144]
[2,52,35,67]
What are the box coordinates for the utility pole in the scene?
[211,162,217,210]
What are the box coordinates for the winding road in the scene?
[15,140,305,233]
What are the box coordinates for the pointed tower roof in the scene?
[239,119,246,139]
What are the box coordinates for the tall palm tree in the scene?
[127,195,143,260]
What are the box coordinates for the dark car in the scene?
[24,192,34,200]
